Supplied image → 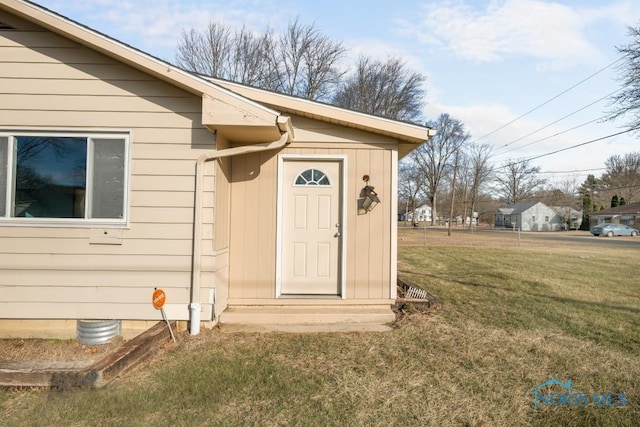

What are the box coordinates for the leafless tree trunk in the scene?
[467,144,494,229]
[448,149,460,236]
[411,113,469,225]
[398,159,429,225]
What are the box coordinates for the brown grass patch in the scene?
[2,225,639,426]
[0,336,123,362]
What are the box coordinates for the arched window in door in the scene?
[294,168,331,186]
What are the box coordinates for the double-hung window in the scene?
[0,132,129,225]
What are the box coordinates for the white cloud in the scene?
[400,0,628,68]
[38,0,288,58]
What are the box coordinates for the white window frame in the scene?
[0,130,130,227]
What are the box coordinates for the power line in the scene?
[539,167,607,174]
[523,129,634,163]
[497,88,621,151]
[497,115,607,156]
[490,128,633,169]
[474,57,626,143]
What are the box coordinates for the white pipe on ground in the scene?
[189,131,290,335]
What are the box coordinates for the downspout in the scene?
[190,129,290,335]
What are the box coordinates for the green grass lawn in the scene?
[2,231,639,426]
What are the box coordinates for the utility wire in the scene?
[522,129,634,163]
[498,115,607,156]
[474,57,626,143]
[497,88,622,150]
[539,167,607,174]
[489,128,633,169]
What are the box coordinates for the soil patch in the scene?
[0,336,124,363]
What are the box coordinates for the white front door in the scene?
[280,159,343,295]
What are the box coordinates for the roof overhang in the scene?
[209,78,435,155]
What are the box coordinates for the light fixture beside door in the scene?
[359,175,380,213]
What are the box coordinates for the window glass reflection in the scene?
[14,136,87,218]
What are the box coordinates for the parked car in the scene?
[590,223,639,237]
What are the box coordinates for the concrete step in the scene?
[219,305,396,328]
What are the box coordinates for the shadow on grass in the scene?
[399,268,640,354]
[398,268,640,316]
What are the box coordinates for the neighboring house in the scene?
[494,201,564,231]
[403,204,432,223]
[0,1,435,337]
[550,206,583,230]
[588,201,640,229]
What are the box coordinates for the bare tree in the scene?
[332,56,426,122]
[466,143,494,228]
[398,159,429,224]
[454,150,472,225]
[175,19,345,101]
[600,151,640,202]
[609,24,640,132]
[447,149,461,235]
[176,23,273,86]
[269,18,347,100]
[494,159,546,203]
[411,113,469,225]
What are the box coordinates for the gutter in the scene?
[190,120,292,335]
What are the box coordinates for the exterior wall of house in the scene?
[226,115,396,304]
[212,134,233,318]
[518,204,562,231]
[405,205,432,223]
[495,213,511,228]
[0,13,215,321]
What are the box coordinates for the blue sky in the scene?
[36,0,640,186]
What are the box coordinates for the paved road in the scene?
[479,229,640,248]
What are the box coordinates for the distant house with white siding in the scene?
[0,1,435,338]
[495,201,565,231]
[403,204,432,223]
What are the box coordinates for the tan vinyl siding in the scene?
[212,134,232,315]
[228,115,394,300]
[0,19,215,320]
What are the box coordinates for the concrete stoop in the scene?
[218,305,396,332]
[0,321,175,389]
